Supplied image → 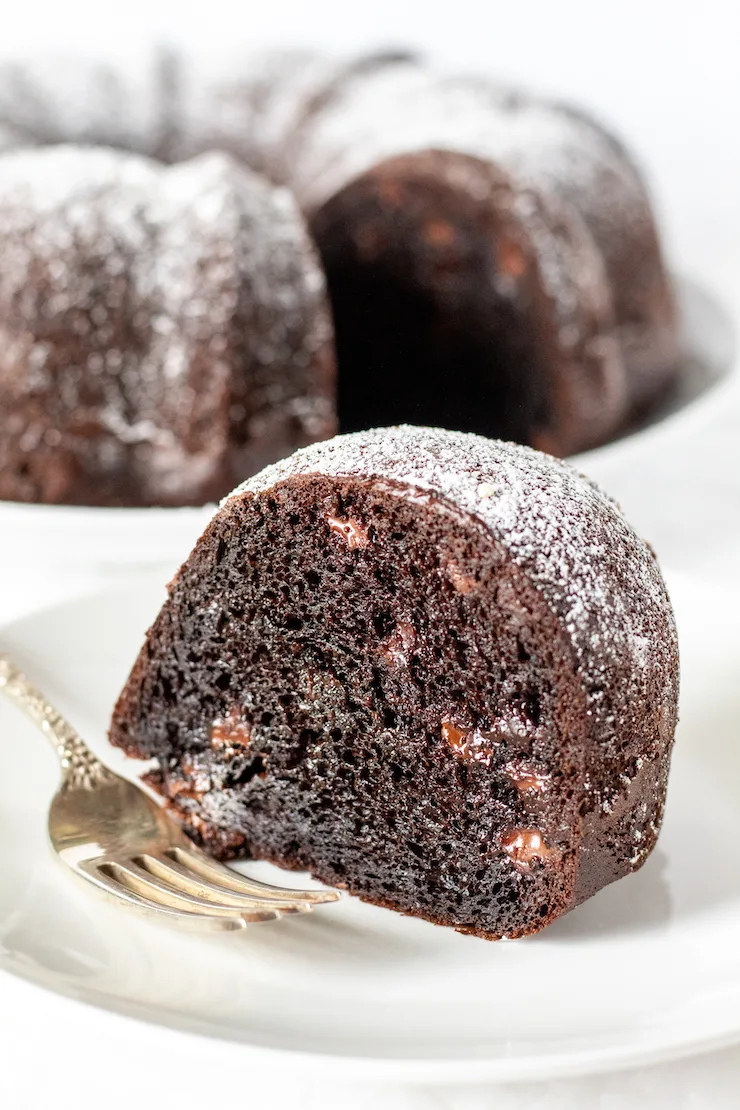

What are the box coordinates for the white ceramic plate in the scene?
[0,572,739,1085]
[0,277,734,583]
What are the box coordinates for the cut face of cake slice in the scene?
[109,426,679,938]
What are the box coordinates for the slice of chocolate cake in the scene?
[110,427,679,938]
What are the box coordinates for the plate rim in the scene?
[1,958,739,1085]
[1,573,739,1084]
[0,274,735,570]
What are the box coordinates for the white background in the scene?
[0,1,739,1107]
[1,0,739,285]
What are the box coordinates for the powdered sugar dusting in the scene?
[283,60,669,430]
[0,47,671,503]
[229,425,679,760]
[0,47,658,284]
[287,62,672,394]
[0,50,170,158]
[0,145,333,504]
[177,49,415,187]
[179,50,357,178]
[290,68,648,233]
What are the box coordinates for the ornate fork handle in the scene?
[0,654,114,789]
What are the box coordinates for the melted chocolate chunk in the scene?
[325,515,370,549]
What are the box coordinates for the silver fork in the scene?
[0,654,339,931]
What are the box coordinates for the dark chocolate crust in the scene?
[110,427,679,938]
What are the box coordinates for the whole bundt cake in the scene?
[109,426,679,938]
[0,48,678,503]
[0,146,334,505]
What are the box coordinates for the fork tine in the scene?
[81,861,249,931]
[137,854,311,915]
[2,650,340,931]
[168,846,341,905]
[97,860,282,923]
